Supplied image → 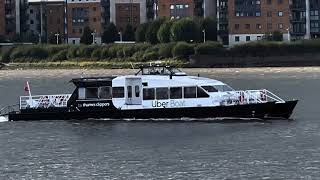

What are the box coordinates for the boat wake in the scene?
[0,116,8,122]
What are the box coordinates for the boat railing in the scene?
[19,94,72,110]
[0,104,19,115]
[222,89,285,105]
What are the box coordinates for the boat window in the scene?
[184,87,196,98]
[78,88,86,99]
[201,86,218,92]
[170,87,182,99]
[98,86,112,99]
[135,85,140,97]
[112,87,124,98]
[86,87,99,99]
[127,86,132,98]
[213,85,234,92]
[197,87,209,98]
[143,88,155,100]
[156,88,169,99]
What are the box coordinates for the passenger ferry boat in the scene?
[2,65,298,121]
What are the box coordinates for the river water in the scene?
[0,68,319,179]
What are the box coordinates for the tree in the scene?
[145,17,166,44]
[157,20,174,43]
[123,24,135,41]
[146,0,155,20]
[201,17,217,41]
[102,22,118,44]
[80,26,93,45]
[135,23,149,42]
[170,18,201,42]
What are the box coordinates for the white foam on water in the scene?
[0,116,8,122]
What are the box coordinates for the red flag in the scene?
[24,81,30,92]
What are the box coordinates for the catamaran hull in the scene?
[7,100,298,121]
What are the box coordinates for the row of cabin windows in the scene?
[143,86,209,100]
[78,85,232,100]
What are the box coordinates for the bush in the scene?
[100,47,110,59]
[201,17,217,41]
[158,42,175,58]
[51,50,68,61]
[171,18,201,42]
[157,20,174,43]
[10,46,49,61]
[123,24,135,41]
[79,45,97,58]
[195,41,224,55]
[133,51,145,61]
[91,48,102,59]
[122,45,136,57]
[135,23,149,42]
[143,51,159,61]
[102,22,118,44]
[146,18,166,44]
[80,27,93,45]
[67,46,79,59]
[172,42,194,58]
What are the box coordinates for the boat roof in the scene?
[113,75,226,87]
[135,64,187,76]
[71,76,116,87]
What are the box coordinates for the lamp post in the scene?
[286,28,290,42]
[118,31,122,42]
[91,32,96,44]
[55,33,60,45]
[202,29,206,43]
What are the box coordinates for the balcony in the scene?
[290,5,305,10]
[290,18,306,23]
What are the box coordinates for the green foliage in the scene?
[170,18,201,42]
[172,42,194,58]
[80,27,93,45]
[146,18,166,44]
[195,41,224,55]
[91,48,102,60]
[158,42,176,58]
[135,23,149,42]
[122,45,136,57]
[201,17,217,41]
[67,46,80,59]
[79,45,97,58]
[157,20,174,43]
[102,23,118,44]
[51,50,68,61]
[10,45,49,61]
[123,24,135,41]
[143,51,159,61]
[264,31,283,41]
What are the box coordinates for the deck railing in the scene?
[220,89,285,106]
[19,94,72,110]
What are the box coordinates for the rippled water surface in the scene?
[0,68,319,179]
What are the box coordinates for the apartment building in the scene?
[227,0,290,45]
[67,0,103,44]
[27,0,66,43]
[1,0,21,36]
[157,0,195,19]
[110,0,146,31]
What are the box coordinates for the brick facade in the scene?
[46,3,66,41]
[115,3,140,31]
[0,1,5,35]
[157,0,195,18]
[67,2,102,39]
[229,0,290,34]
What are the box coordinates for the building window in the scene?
[170,5,174,9]
[79,28,83,33]
[236,12,240,16]
[278,23,283,29]
[72,40,76,44]
[72,29,75,33]
[256,0,260,4]
[267,0,272,4]
[93,17,96,22]
[267,23,272,29]
[93,7,96,11]
[235,24,240,30]
[30,20,34,24]
[245,24,250,29]
[246,36,250,41]
[267,11,272,17]
[278,0,283,4]
[256,24,262,29]
[278,11,283,17]
[30,9,33,14]
[235,36,240,42]
[256,11,261,17]
[257,36,262,40]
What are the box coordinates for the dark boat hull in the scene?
[7,100,298,121]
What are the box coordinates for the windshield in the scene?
[202,85,234,92]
